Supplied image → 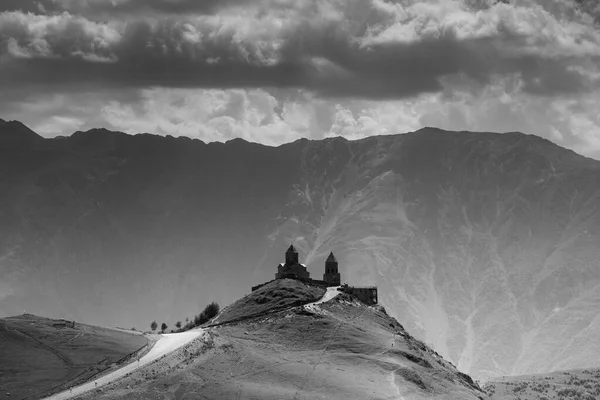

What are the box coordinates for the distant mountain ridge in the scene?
[0,118,44,148]
[1,120,599,380]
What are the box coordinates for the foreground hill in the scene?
[484,368,600,399]
[0,315,147,399]
[71,280,487,400]
[2,120,600,379]
[211,278,326,325]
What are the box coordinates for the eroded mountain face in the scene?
[1,122,599,379]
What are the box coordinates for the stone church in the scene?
[275,244,341,286]
[275,244,311,280]
[253,245,376,305]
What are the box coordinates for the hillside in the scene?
[211,279,326,325]
[484,368,600,400]
[0,315,147,399]
[2,120,600,379]
[70,280,487,400]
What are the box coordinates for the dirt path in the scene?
[304,286,340,311]
[389,370,407,400]
[42,330,204,400]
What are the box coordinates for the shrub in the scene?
[150,321,158,331]
[193,314,202,326]
[203,302,220,320]
[177,301,221,332]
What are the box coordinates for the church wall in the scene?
[341,285,378,305]
[275,263,310,280]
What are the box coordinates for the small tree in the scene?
[161,322,167,332]
[203,302,220,320]
[175,321,182,329]
[193,314,202,326]
[150,321,158,332]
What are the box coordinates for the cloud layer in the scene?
[1,0,600,158]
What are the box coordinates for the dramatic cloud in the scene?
[1,0,599,158]
[0,0,245,16]
[2,0,600,97]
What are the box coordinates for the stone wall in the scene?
[341,285,378,305]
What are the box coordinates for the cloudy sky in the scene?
[1,0,600,158]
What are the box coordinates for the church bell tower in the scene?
[285,244,299,265]
[323,252,341,285]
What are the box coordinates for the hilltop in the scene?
[210,279,326,325]
[2,119,600,378]
[0,314,147,399]
[65,279,486,400]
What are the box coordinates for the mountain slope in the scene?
[0,314,147,399]
[0,119,43,149]
[70,279,487,400]
[1,121,599,379]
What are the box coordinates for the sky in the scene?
[1,0,600,159]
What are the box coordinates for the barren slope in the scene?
[73,280,487,400]
[211,279,326,325]
[0,315,147,400]
[43,330,203,400]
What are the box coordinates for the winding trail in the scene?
[389,370,407,400]
[43,288,337,400]
[42,330,204,400]
[292,286,342,400]
[303,286,341,312]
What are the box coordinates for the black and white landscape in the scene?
[1,1,600,399]
[2,120,600,381]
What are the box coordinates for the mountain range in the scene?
[1,117,599,380]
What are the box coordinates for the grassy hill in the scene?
[210,279,326,325]
[0,314,147,400]
[484,368,600,400]
[71,280,487,399]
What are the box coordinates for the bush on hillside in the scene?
[203,302,220,320]
[179,301,220,332]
